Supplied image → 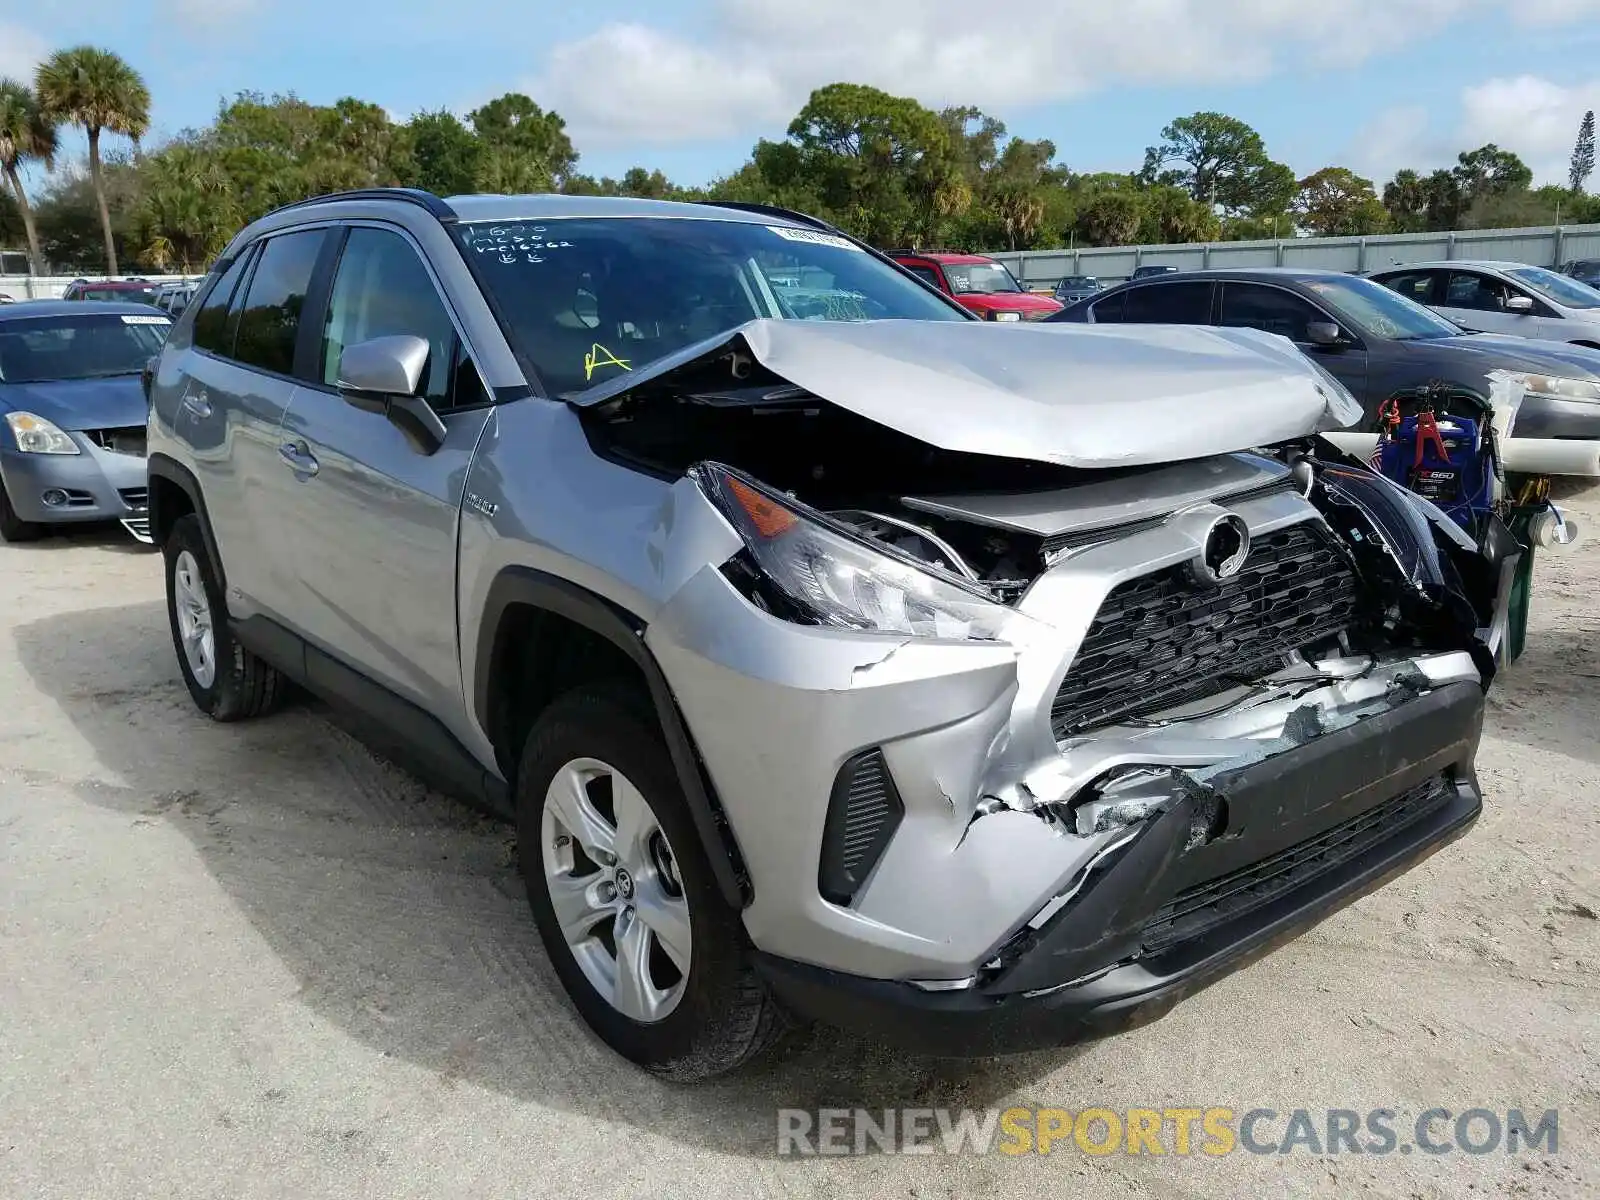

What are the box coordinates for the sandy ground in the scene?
[1,487,1597,1200]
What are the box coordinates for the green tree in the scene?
[132,142,238,270]
[0,78,57,274]
[783,83,964,246]
[35,46,150,274]
[1570,110,1595,194]
[33,156,138,270]
[1141,111,1293,215]
[1452,144,1532,205]
[401,110,481,196]
[1292,166,1388,236]
[468,93,577,191]
[1382,168,1427,232]
[1075,189,1143,246]
[1138,184,1221,244]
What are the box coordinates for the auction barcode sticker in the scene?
[767,226,862,252]
[121,315,171,325]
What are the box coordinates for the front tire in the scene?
[0,477,44,543]
[163,513,285,721]
[517,686,782,1079]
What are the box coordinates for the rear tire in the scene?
[163,513,285,721]
[0,478,44,543]
[517,685,783,1079]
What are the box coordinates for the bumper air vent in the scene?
[818,748,904,906]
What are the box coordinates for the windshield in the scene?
[457,217,966,394]
[0,313,171,383]
[943,262,1022,294]
[1060,276,1098,288]
[1507,265,1600,309]
[1302,275,1463,341]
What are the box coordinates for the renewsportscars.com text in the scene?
[776,1106,1560,1157]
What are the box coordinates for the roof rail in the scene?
[696,200,841,233]
[266,187,457,222]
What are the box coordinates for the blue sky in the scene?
[7,0,1600,191]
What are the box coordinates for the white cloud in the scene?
[528,0,1596,149]
[156,0,262,31]
[1459,75,1600,183]
[0,21,48,81]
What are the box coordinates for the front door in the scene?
[1217,280,1372,409]
[1436,270,1541,337]
[274,224,493,729]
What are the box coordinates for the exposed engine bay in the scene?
[582,347,1507,691]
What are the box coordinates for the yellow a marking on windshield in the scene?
[584,343,632,381]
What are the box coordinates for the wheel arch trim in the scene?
[474,567,752,909]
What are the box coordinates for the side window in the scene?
[232,230,326,375]
[1088,291,1126,322]
[1379,271,1439,305]
[1218,283,1321,342]
[321,227,483,408]
[190,249,254,355]
[1121,281,1212,324]
[903,264,943,290]
[1444,271,1509,313]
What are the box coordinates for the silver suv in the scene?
[147,189,1506,1079]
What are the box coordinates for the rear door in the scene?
[273,223,493,726]
[1218,280,1371,405]
[169,227,332,625]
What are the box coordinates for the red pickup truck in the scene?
[890,250,1063,322]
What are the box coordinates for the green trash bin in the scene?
[1502,507,1540,666]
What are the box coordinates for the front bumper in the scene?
[0,437,148,532]
[755,682,1484,1055]
[645,475,1488,985]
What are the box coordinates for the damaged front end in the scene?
[595,321,1495,1050]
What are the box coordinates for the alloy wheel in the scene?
[172,549,216,689]
[541,757,693,1023]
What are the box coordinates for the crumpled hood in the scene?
[571,318,1361,469]
[0,375,147,432]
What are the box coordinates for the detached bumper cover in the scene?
[755,682,1484,1056]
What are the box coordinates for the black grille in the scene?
[1050,523,1362,737]
[818,749,904,906]
[1141,775,1453,955]
[88,427,147,456]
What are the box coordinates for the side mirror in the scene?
[141,355,158,407]
[337,334,447,455]
[1504,295,1535,313]
[1304,321,1344,347]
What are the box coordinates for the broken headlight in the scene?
[694,462,1012,640]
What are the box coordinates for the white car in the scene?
[1370,260,1600,347]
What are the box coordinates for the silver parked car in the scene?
[1370,260,1600,346]
[146,189,1504,1078]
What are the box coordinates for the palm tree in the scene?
[0,79,57,276]
[35,47,150,275]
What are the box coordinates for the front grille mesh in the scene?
[1140,775,1453,955]
[1050,522,1362,738]
[88,426,147,456]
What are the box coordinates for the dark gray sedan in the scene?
[1047,267,1600,441]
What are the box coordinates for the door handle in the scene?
[278,440,319,478]
[180,389,212,419]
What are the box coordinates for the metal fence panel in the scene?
[990,223,1600,288]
